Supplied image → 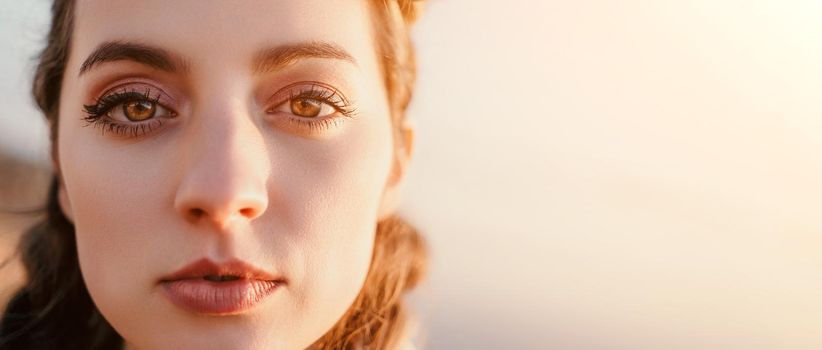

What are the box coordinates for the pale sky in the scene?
[3,1,822,349]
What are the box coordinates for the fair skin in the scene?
[55,1,412,349]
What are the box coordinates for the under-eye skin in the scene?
[82,85,177,138]
[266,82,358,132]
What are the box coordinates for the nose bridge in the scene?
[174,94,270,229]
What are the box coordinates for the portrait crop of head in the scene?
[0,1,429,349]
[7,0,822,349]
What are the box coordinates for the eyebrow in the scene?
[79,40,356,77]
[252,41,357,73]
[79,41,189,76]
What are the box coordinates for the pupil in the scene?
[291,98,321,118]
[124,100,155,121]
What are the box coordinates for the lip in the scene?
[159,258,285,315]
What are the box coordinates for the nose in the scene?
[173,103,269,230]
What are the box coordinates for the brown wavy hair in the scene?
[1,1,428,349]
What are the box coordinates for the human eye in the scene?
[82,85,177,138]
[265,82,358,133]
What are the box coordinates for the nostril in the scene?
[189,208,205,218]
[183,206,260,224]
[239,208,255,218]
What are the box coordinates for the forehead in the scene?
[72,0,378,74]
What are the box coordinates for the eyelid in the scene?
[265,81,352,111]
[261,81,358,137]
[91,79,179,105]
[82,83,179,138]
[101,82,176,106]
[85,84,177,118]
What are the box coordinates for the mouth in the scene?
[201,275,242,282]
[159,258,286,315]
[159,258,282,282]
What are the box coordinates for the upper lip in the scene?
[159,258,282,283]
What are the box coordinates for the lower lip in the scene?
[161,278,282,315]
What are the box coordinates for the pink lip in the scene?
[159,258,285,315]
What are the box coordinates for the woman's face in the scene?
[56,1,407,349]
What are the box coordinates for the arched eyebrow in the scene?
[78,40,356,77]
[79,41,190,76]
[252,41,357,73]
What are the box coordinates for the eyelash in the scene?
[268,83,358,132]
[81,83,358,138]
[283,83,357,117]
[82,87,169,138]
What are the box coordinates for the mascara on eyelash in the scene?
[281,84,358,118]
[82,88,161,121]
[80,83,357,138]
[80,87,167,138]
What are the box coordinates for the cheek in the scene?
[275,116,395,333]
[58,127,176,312]
[55,81,192,322]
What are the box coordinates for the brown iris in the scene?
[290,98,322,118]
[123,100,156,121]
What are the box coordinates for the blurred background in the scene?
[3,0,822,349]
